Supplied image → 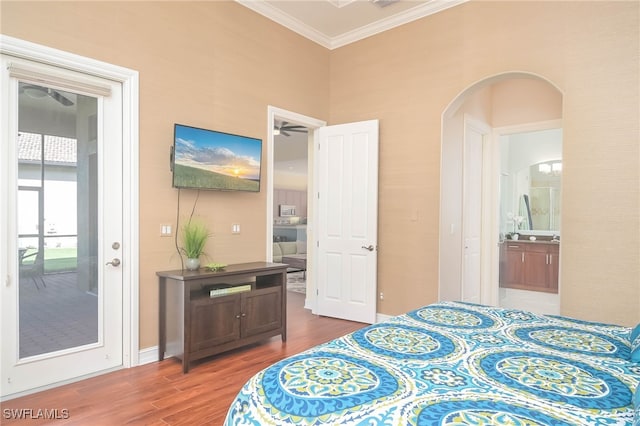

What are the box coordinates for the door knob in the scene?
[361,245,375,252]
[106,258,121,267]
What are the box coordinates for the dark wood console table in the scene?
[157,262,288,373]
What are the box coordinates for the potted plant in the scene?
[180,219,209,270]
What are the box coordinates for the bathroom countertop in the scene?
[502,238,559,244]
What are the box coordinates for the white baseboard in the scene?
[138,346,159,365]
[376,313,392,323]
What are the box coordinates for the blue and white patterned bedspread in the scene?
[225,302,639,425]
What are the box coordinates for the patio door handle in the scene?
[106,258,121,267]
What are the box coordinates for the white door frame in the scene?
[0,35,139,399]
[266,106,326,310]
[489,119,563,306]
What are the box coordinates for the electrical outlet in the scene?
[232,224,241,234]
[160,224,173,237]
[379,292,384,300]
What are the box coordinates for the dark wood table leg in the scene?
[158,277,166,361]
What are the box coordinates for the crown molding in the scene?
[236,0,333,48]
[331,0,467,49]
[327,0,358,7]
[236,0,467,50]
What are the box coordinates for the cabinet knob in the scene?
[241,313,246,317]
[235,314,241,319]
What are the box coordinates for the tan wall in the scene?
[2,0,638,356]
[491,78,563,126]
[330,1,639,325]
[1,1,330,348]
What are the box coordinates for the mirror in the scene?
[500,128,562,237]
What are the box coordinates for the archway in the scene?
[438,72,563,314]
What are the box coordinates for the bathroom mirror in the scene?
[500,128,562,236]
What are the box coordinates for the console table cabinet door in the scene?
[190,295,241,352]
[242,287,282,338]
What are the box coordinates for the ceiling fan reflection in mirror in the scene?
[274,121,306,137]
[20,83,75,106]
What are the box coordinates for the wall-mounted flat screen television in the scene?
[171,124,262,192]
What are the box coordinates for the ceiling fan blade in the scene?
[48,89,74,106]
[281,130,291,137]
[282,124,306,129]
[284,127,306,132]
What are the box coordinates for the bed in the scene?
[225,301,640,425]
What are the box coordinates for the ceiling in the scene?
[236,0,466,50]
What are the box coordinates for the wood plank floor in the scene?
[1,292,366,425]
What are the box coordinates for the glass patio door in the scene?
[1,55,124,398]
[17,118,100,357]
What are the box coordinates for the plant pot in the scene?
[185,258,200,271]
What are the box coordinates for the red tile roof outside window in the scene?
[18,132,77,165]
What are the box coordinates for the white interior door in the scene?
[1,56,124,398]
[315,120,378,324]
[461,116,489,304]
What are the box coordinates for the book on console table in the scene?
[209,284,252,298]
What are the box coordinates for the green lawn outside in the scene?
[45,248,77,272]
[22,247,77,273]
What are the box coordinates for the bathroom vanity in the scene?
[500,239,559,293]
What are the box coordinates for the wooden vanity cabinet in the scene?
[502,243,525,286]
[500,242,559,293]
[523,244,549,290]
[547,244,560,289]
